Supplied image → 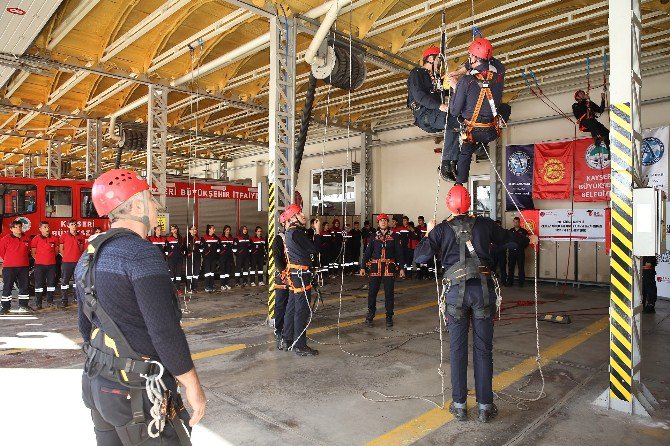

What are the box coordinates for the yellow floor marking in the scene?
[365,316,609,446]
[191,300,438,361]
[182,282,430,329]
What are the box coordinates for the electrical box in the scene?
[257,181,268,212]
[632,188,666,256]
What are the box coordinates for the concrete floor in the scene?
[1,277,668,445]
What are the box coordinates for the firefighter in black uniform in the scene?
[490,220,508,285]
[407,46,461,181]
[414,185,535,423]
[77,169,205,445]
[449,38,507,186]
[234,226,252,286]
[573,90,609,149]
[273,215,291,349]
[642,256,658,313]
[165,224,185,288]
[361,213,405,328]
[280,203,321,356]
[507,217,529,287]
[185,225,202,294]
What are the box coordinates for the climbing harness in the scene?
[80,229,192,445]
[460,69,506,143]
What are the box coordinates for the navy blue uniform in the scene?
[507,227,529,286]
[450,58,506,183]
[407,67,460,162]
[75,232,193,445]
[218,236,235,287]
[282,225,320,349]
[642,256,657,310]
[165,235,185,284]
[272,234,289,338]
[234,234,252,285]
[362,229,405,319]
[186,237,203,292]
[414,215,526,407]
[201,235,219,291]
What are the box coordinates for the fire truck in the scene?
[0,177,108,238]
[0,176,264,238]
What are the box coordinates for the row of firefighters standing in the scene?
[0,218,99,314]
[147,224,268,293]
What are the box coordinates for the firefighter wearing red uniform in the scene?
[393,216,413,277]
[31,221,60,309]
[219,226,235,290]
[250,226,267,286]
[185,225,202,293]
[0,220,31,313]
[361,214,405,328]
[59,219,86,307]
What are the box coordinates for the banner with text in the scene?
[574,138,611,202]
[152,182,257,200]
[506,144,535,211]
[538,209,607,241]
[641,125,669,194]
[533,141,574,200]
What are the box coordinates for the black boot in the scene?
[478,403,498,423]
[386,315,393,328]
[440,160,456,182]
[448,161,458,181]
[365,311,374,327]
[294,346,319,356]
[449,402,467,421]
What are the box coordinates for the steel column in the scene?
[86,118,102,179]
[595,0,657,417]
[147,85,169,210]
[267,14,296,324]
[47,140,62,179]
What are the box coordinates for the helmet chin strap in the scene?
[109,191,152,233]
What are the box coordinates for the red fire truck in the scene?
[0,176,264,238]
[0,177,108,238]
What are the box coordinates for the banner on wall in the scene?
[574,138,611,202]
[505,145,535,211]
[533,141,574,199]
[656,251,670,300]
[641,126,669,194]
[538,209,607,241]
[520,209,540,236]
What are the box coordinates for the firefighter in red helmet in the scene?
[414,185,536,423]
[407,46,462,181]
[449,38,509,186]
[360,213,405,328]
[572,89,609,149]
[76,169,205,445]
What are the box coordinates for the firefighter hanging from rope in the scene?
[407,30,509,185]
[572,56,610,150]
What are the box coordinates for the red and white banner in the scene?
[153,182,258,200]
[533,141,574,200]
[520,209,540,236]
[574,138,611,202]
[538,209,607,241]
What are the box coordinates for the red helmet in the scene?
[92,169,149,216]
[279,203,302,224]
[377,213,390,222]
[446,185,471,215]
[574,89,586,100]
[469,38,493,60]
[422,46,441,61]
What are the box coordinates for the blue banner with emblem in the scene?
[505,144,535,211]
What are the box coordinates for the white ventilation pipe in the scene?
[304,0,344,65]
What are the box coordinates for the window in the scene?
[80,188,99,219]
[0,184,37,217]
[45,186,72,218]
[469,175,491,217]
[311,167,356,216]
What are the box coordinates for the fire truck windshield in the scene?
[0,183,37,217]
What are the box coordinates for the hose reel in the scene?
[309,39,366,91]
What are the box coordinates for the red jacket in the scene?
[31,234,59,265]
[60,231,86,263]
[0,233,31,267]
